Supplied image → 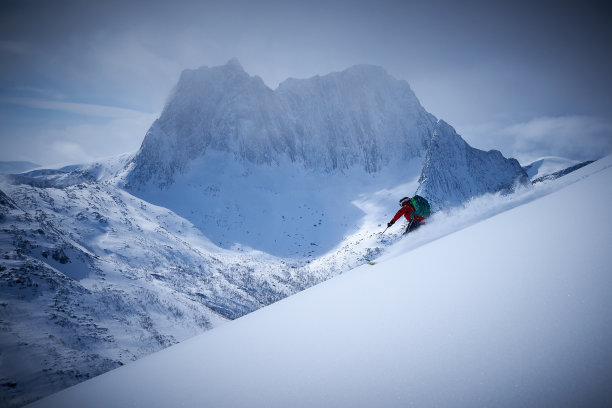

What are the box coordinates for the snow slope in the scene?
[30,157,612,408]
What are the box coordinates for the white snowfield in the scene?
[30,156,612,407]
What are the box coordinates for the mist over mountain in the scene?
[128,59,437,187]
[0,161,41,175]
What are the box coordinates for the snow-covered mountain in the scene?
[128,60,436,186]
[29,156,612,408]
[521,157,595,184]
[2,60,531,407]
[124,59,527,255]
[1,167,343,407]
[6,154,134,188]
[522,156,580,179]
[127,60,526,197]
[532,161,595,184]
[417,120,528,210]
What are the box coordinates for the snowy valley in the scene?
[1,60,584,407]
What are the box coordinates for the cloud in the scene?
[50,140,94,165]
[0,97,150,119]
[457,116,612,164]
[9,86,67,100]
[501,116,612,162]
[0,105,157,166]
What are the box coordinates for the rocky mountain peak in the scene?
[128,62,437,186]
[418,120,529,209]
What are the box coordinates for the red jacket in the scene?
[391,203,425,224]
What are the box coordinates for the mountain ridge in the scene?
[418,119,528,209]
[127,59,527,213]
[127,59,438,186]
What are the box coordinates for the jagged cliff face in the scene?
[128,60,527,212]
[129,60,437,186]
[417,120,529,210]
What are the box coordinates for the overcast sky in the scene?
[1,0,611,167]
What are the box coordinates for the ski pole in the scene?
[380,226,389,235]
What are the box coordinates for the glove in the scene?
[387,221,394,228]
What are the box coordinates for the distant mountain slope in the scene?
[5,153,134,188]
[31,156,612,408]
[532,160,594,184]
[522,156,580,179]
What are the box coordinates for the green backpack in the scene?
[410,195,431,219]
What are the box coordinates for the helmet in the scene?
[399,197,410,206]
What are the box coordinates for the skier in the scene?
[387,196,427,234]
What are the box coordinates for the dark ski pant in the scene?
[403,219,422,235]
